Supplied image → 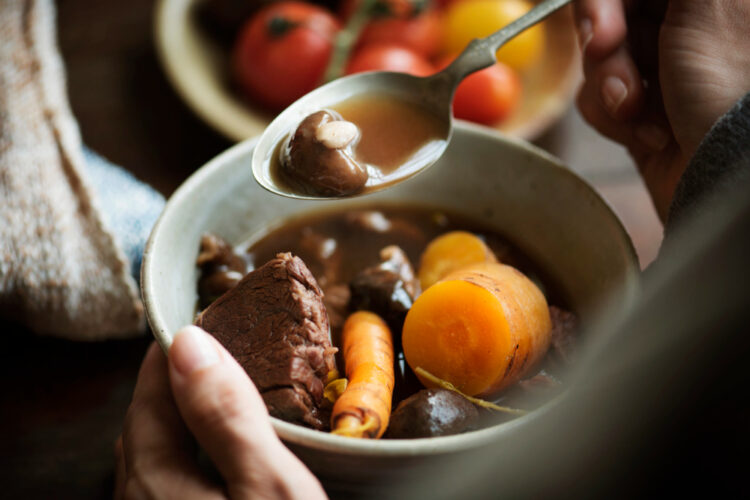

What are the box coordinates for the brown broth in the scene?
[242,204,546,296]
[331,94,447,174]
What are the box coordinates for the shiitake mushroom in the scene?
[385,388,479,439]
[280,110,368,197]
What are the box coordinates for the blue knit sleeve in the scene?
[82,149,166,283]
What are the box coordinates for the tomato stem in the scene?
[267,16,299,38]
[323,0,378,82]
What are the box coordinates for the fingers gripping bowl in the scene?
[141,122,638,491]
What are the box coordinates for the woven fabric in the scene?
[0,0,163,339]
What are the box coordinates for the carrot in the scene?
[331,311,395,439]
[402,262,551,397]
[418,231,497,290]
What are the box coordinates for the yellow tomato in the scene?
[441,0,546,71]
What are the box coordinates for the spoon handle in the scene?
[436,0,573,88]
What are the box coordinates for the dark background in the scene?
[0,0,662,498]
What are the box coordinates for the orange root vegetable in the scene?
[331,311,395,438]
[403,262,551,397]
[417,231,497,290]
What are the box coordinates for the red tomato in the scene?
[358,9,441,58]
[432,0,458,8]
[345,45,435,76]
[439,57,522,124]
[340,0,441,58]
[232,1,340,110]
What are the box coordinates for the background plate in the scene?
[154,0,583,142]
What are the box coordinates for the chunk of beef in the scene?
[195,253,337,430]
[196,234,249,309]
[385,389,479,439]
[349,245,420,335]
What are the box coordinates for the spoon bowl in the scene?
[251,71,454,199]
[251,0,573,199]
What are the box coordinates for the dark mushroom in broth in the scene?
[279,110,367,197]
[274,94,448,197]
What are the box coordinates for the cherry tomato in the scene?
[232,1,340,110]
[358,9,441,58]
[441,0,545,71]
[345,44,435,76]
[340,0,441,58]
[439,57,522,124]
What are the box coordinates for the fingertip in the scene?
[577,79,629,146]
[578,17,594,55]
[601,75,629,117]
[576,0,627,59]
[169,325,222,377]
[595,47,645,120]
[167,329,280,488]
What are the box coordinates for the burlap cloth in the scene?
[0,0,164,340]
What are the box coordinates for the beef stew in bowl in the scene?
[195,205,580,438]
[141,122,638,493]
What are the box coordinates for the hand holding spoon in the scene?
[251,0,573,200]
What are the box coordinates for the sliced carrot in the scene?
[403,262,551,397]
[331,311,395,439]
[417,231,497,290]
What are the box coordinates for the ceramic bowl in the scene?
[141,122,638,494]
[154,0,582,142]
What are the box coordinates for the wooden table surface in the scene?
[0,1,662,498]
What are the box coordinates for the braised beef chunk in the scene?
[263,386,327,428]
[349,245,420,334]
[385,389,479,439]
[549,305,579,365]
[196,234,248,309]
[195,253,337,430]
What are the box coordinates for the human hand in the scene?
[574,0,750,221]
[115,326,327,500]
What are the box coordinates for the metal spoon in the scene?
[251,0,573,200]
